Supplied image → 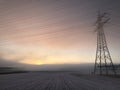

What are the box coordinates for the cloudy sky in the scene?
[0,0,120,66]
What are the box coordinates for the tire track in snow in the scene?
[0,72,120,90]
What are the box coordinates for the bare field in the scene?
[0,72,120,90]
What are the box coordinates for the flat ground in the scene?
[0,72,120,90]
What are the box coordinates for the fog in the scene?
[0,57,93,74]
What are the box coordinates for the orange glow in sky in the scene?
[0,0,120,66]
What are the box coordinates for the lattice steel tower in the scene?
[94,11,116,75]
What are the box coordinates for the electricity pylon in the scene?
[94,11,116,75]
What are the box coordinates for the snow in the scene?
[0,72,120,90]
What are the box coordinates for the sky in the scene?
[0,0,120,67]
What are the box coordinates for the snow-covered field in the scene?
[0,72,120,90]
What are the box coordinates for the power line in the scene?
[0,30,82,46]
[0,24,81,39]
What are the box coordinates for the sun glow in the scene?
[20,59,44,65]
